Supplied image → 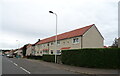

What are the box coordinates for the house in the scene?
[14,44,31,58]
[26,39,40,56]
[14,47,23,58]
[26,44,36,56]
[4,50,15,56]
[26,44,32,56]
[34,24,104,56]
[4,51,10,55]
[111,38,119,48]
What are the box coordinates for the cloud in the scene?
[0,0,118,49]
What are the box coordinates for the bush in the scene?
[61,48,120,69]
[27,56,42,60]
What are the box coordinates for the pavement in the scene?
[25,58,120,75]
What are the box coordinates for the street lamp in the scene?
[16,40,20,49]
[49,11,57,63]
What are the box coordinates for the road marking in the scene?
[6,58,31,74]
[10,61,13,63]
[20,67,31,74]
[7,59,13,63]
[13,63,18,66]
[6,58,13,63]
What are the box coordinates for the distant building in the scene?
[14,47,24,58]
[28,24,104,56]
[26,44,34,56]
[26,40,40,56]
[26,44,32,56]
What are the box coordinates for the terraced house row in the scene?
[26,24,104,56]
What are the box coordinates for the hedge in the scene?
[27,56,42,60]
[61,48,120,69]
[42,54,55,62]
[42,54,61,63]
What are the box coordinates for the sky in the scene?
[0,0,119,50]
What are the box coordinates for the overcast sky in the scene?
[0,0,119,50]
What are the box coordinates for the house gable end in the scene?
[83,24,104,39]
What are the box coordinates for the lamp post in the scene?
[16,40,18,49]
[49,11,57,63]
[16,40,20,49]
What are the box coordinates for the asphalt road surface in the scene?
[2,56,119,76]
[2,57,75,74]
[2,57,28,74]
[0,55,2,75]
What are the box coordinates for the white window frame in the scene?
[57,41,60,45]
[56,50,61,55]
[43,50,49,54]
[51,50,53,54]
[51,42,54,45]
[72,37,79,44]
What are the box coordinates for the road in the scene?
[2,56,75,74]
[2,56,119,76]
[0,55,2,75]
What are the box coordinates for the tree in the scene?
[111,38,118,48]
[22,44,29,57]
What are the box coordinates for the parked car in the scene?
[6,54,13,58]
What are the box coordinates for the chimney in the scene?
[38,39,40,41]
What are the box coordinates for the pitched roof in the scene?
[27,44,32,48]
[32,39,40,46]
[37,24,94,45]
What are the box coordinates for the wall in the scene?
[118,38,120,48]
[82,25,104,48]
[34,37,82,56]
[35,44,43,56]
[26,46,33,56]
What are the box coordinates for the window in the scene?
[73,38,79,43]
[51,42,54,45]
[40,51,42,54]
[47,43,49,46]
[39,45,41,47]
[57,41,60,45]
[32,51,35,54]
[43,50,49,54]
[43,44,45,47]
[51,50,53,54]
[37,51,39,54]
[57,50,61,54]
[42,44,44,47]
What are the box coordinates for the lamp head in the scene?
[49,11,54,13]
